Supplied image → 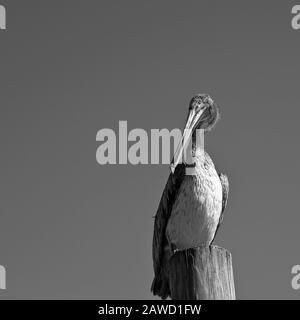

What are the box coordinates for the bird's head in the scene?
[187,93,220,132]
[170,93,220,173]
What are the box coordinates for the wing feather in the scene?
[211,173,229,243]
[151,164,185,299]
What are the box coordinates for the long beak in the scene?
[170,105,206,173]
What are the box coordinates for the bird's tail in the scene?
[151,273,170,300]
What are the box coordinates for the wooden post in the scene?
[169,245,235,300]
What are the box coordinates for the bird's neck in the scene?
[191,129,205,156]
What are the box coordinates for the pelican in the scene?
[151,94,229,299]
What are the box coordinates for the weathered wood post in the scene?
[169,245,235,300]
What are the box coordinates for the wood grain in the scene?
[169,245,235,300]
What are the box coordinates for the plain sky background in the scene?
[0,1,300,299]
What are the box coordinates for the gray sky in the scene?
[0,0,300,299]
